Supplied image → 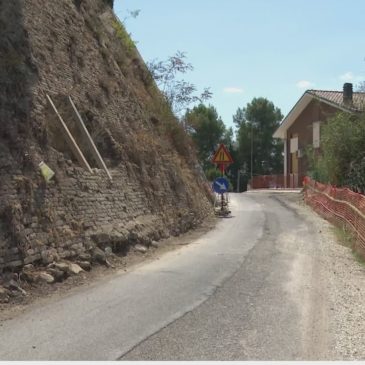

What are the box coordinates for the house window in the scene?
[313,121,321,148]
[290,136,298,152]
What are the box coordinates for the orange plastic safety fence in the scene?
[251,175,285,189]
[303,177,365,250]
[251,174,306,189]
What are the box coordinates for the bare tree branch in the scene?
[147,51,212,116]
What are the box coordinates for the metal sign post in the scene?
[211,144,234,217]
[212,176,229,214]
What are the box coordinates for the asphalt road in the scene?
[0,192,331,360]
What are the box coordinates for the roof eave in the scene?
[273,91,360,140]
[273,92,312,139]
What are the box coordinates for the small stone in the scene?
[37,272,54,284]
[77,261,91,271]
[7,280,26,295]
[83,222,94,230]
[128,231,139,242]
[134,244,147,254]
[8,290,22,298]
[21,270,36,283]
[47,268,65,282]
[23,264,34,271]
[105,246,113,256]
[0,286,10,303]
[172,229,181,237]
[78,253,92,261]
[54,262,70,272]
[91,232,110,245]
[92,247,107,264]
[41,251,54,265]
[67,263,84,275]
[151,240,159,248]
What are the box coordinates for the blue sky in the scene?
[114,0,365,130]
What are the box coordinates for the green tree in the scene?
[308,112,365,192]
[184,104,227,169]
[223,126,234,147]
[235,97,283,176]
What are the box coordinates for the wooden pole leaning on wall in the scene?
[68,96,112,181]
[46,94,93,174]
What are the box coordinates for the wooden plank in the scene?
[46,94,93,173]
[68,97,112,181]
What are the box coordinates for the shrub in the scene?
[204,167,222,181]
[112,20,135,56]
[346,156,365,193]
[308,112,365,191]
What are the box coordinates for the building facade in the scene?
[274,83,365,188]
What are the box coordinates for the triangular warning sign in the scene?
[212,143,234,164]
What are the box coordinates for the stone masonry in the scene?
[0,0,213,271]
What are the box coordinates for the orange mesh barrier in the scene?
[251,174,305,189]
[303,176,365,252]
[251,175,285,189]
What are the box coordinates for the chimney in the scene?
[343,83,353,105]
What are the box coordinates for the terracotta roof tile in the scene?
[307,90,365,111]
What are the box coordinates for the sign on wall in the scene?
[313,121,321,148]
[290,137,298,153]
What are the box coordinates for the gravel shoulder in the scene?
[276,192,365,360]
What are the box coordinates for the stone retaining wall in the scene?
[0,0,213,272]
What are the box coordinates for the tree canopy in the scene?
[182,98,284,190]
[184,104,231,170]
[234,97,283,176]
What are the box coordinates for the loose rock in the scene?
[0,286,10,303]
[151,240,159,248]
[37,272,55,284]
[21,270,37,283]
[7,280,26,295]
[134,244,147,254]
[54,262,70,272]
[47,268,66,282]
[105,246,113,256]
[77,261,91,271]
[78,253,92,261]
[67,263,84,275]
[92,247,107,264]
[23,264,34,271]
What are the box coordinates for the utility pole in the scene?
[236,169,240,193]
[250,122,253,181]
[237,162,248,193]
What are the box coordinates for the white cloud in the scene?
[223,87,244,94]
[339,71,363,82]
[296,80,314,89]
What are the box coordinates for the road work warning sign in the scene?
[212,143,233,164]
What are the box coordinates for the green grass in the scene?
[352,250,365,266]
[332,225,354,248]
[332,225,365,265]
[112,20,135,55]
